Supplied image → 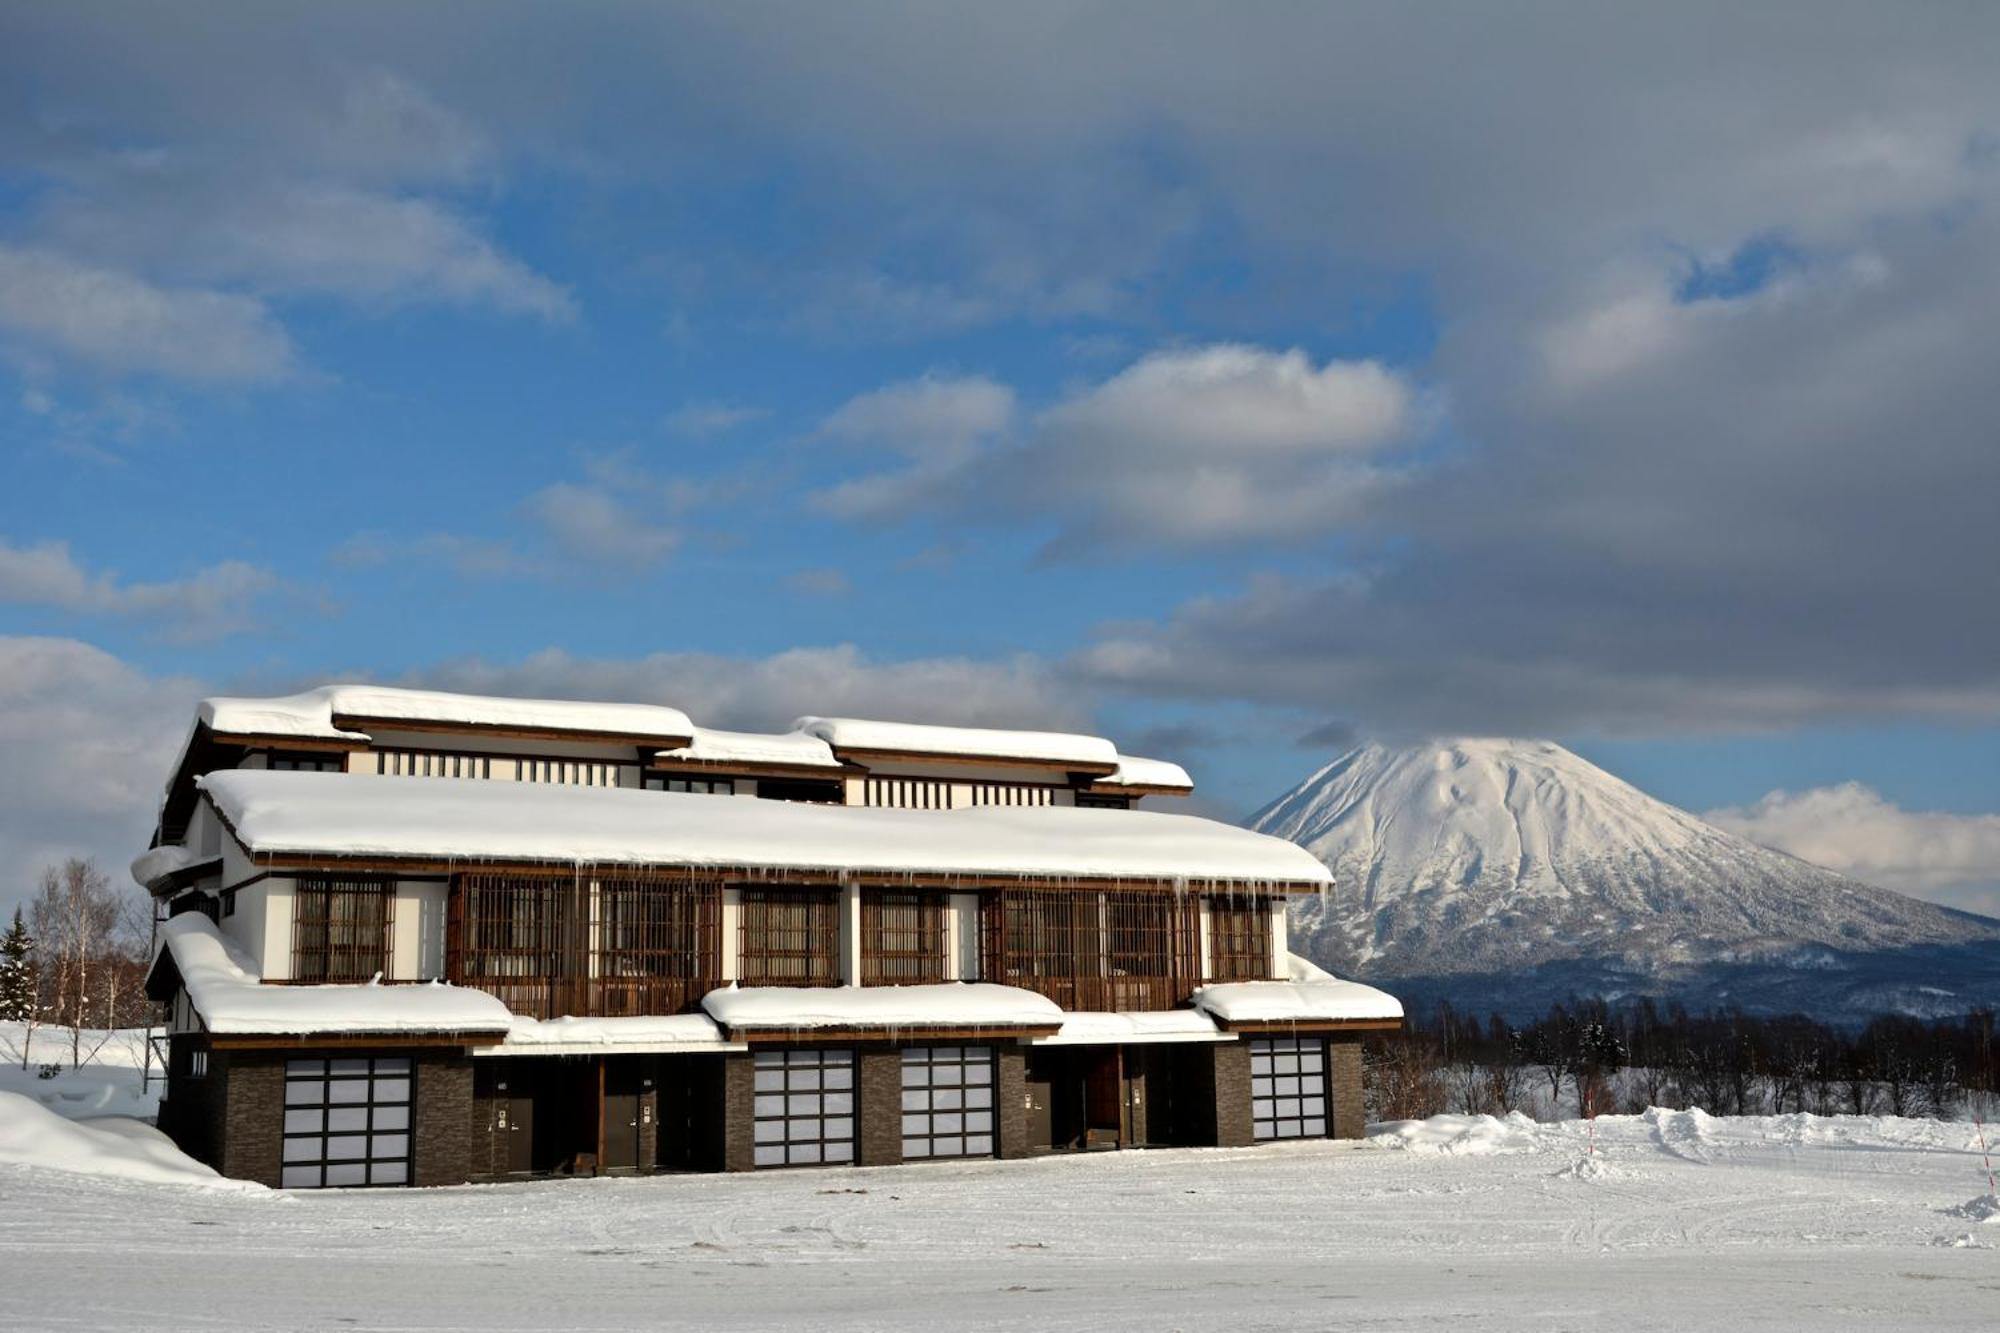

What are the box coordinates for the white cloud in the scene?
[1046,345,1411,457]
[816,346,1422,549]
[317,67,494,187]
[1706,783,2000,917]
[3,66,568,389]
[0,246,295,383]
[0,537,283,640]
[664,401,769,436]
[415,644,1085,736]
[522,483,680,568]
[330,531,543,579]
[0,637,199,914]
[784,567,851,598]
[816,374,1017,521]
[188,184,576,321]
[821,374,1016,455]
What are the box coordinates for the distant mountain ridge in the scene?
[1250,738,2000,1021]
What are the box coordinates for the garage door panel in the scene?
[1250,1038,1328,1142]
[280,1056,414,1188]
[752,1048,856,1168]
[900,1046,996,1161]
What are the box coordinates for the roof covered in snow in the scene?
[1034,1009,1231,1045]
[130,845,219,892]
[152,915,512,1037]
[655,725,844,770]
[703,983,1063,1032]
[1097,754,1195,792]
[791,716,1120,769]
[481,1012,741,1056]
[198,684,694,744]
[1191,977,1404,1026]
[200,769,1329,886]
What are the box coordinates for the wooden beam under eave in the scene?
[1213,1017,1404,1035]
[726,1025,1063,1045]
[330,713,693,750]
[832,746,1121,777]
[207,732,366,754]
[240,852,1329,897]
[205,1031,509,1051]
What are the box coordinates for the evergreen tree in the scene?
[0,907,33,1023]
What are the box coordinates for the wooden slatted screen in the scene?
[737,888,840,987]
[978,889,1198,1012]
[1207,896,1273,981]
[446,872,720,1017]
[291,877,395,982]
[859,890,947,985]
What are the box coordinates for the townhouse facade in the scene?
[139,686,1402,1188]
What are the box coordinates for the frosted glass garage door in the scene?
[1250,1037,1327,1140]
[900,1046,995,1160]
[280,1056,413,1188]
[752,1048,856,1167]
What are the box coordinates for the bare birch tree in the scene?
[29,859,119,1068]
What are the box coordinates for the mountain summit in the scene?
[1252,738,2000,1020]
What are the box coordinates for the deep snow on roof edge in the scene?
[200,769,1330,886]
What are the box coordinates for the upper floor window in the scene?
[270,751,345,773]
[292,876,394,983]
[756,778,843,805]
[1074,793,1130,810]
[861,777,1061,810]
[965,782,1056,808]
[860,890,947,985]
[445,873,721,1019]
[644,774,736,795]
[376,750,490,779]
[979,889,1200,1012]
[1207,897,1273,981]
[518,757,624,787]
[737,887,839,986]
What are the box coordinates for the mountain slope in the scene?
[1252,738,2000,1019]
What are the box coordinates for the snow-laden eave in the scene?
[200,684,696,747]
[151,914,511,1039]
[792,715,1123,773]
[198,770,1333,892]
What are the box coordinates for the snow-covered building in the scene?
[139,685,1400,1188]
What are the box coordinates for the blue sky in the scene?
[4,4,1999,915]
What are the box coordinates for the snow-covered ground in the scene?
[2,1105,1997,1331]
[0,1021,160,1121]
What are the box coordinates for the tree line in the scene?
[2,858,155,1070]
[1365,996,2000,1124]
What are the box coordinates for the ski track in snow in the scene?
[4,1112,1999,1331]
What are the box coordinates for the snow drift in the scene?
[0,1091,252,1188]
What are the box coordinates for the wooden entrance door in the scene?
[484,1069,536,1175]
[601,1060,643,1173]
[1023,1048,1085,1151]
[1083,1047,1124,1148]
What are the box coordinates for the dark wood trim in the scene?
[729,1025,1060,1043]
[331,713,691,749]
[146,855,224,894]
[834,746,1120,777]
[1084,783,1195,797]
[206,1031,506,1050]
[1214,1017,1403,1034]
[208,732,363,753]
[646,757,862,780]
[240,852,1328,896]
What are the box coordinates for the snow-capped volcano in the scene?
[1253,738,2000,1019]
